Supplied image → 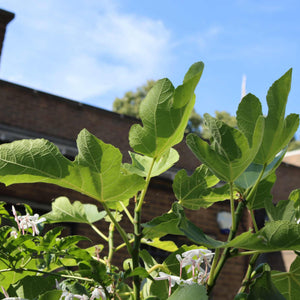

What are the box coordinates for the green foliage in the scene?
[168,284,208,300]
[247,264,285,300]
[0,62,299,300]
[113,80,156,119]
[187,114,264,182]
[129,61,204,158]
[245,69,299,165]
[173,164,230,209]
[0,129,145,210]
[123,148,179,178]
[43,196,107,224]
[272,257,300,300]
[227,220,300,251]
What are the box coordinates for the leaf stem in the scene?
[207,248,220,287]
[119,201,134,224]
[238,253,259,294]
[90,223,109,242]
[107,222,115,268]
[132,157,156,300]
[135,157,156,213]
[0,267,94,282]
[229,181,236,230]
[207,201,246,294]
[147,264,168,274]
[249,209,259,232]
[102,202,132,255]
[115,238,134,252]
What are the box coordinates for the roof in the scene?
[282,149,300,168]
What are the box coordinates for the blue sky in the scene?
[0,0,299,137]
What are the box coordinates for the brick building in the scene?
[0,9,299,299]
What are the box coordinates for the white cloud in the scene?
[0,0,172,105]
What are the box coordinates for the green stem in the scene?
[136,158,156,213]
[147,264,168,274]
[234,250,265,256]
[238,253,259,294]
[20,257,32,268]
[249,209,259,232]
[0,267,94,282]
[107,222,115,267]
[207,201,246,294]
[229,181,236,230]
[119,201,134,224]
[207,248,220,287]
[90,223,109,242]
[245,164,267,201]
[115,238,135,252]
[132,208,142,300]
[132,157,156,300]
[102,202,132,255]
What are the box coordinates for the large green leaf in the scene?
[236,93,263,146]
[226,220,300,251]
[123,148,179,178]
[272,256,300,300]
[0,129,145,209]
[168,284,208,300]
[265,189,300,223]
[173,165,230,209]
[186,114,264,182]
[129,62,204,158]
[38,290,62,300]
[7,275,56,299]
[43,197,106,224]
[247,264,285,300]
[142,206,184,239]
[246,172,276,210]
[174,203,224,248]
[234,148,285,190]
[239,69,299,165]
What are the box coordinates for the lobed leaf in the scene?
[43,197,106,224]
[237,69,299,165]
[186,114,264,182]
[234,148,285,190]
[123,148,179,178]
[174,203,224,248]
[0,129,145,209]
[129,62,204,158]
[272,256,300,300]
[226,220,300,251]
[247,264,285,300]
[173,164,229,209]
[246,172,276,210]
[7,276,57,300]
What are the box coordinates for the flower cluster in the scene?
[154,248,214,296]
[56,280,111,300]
[12,205,46,236]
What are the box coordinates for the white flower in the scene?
[176,248,214,284]
[90,287,107,300]
[182,248,214,262]
[12,206,46,236]
[10,230,18,239]
[154,272,182,296]
[60,291,74,300]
